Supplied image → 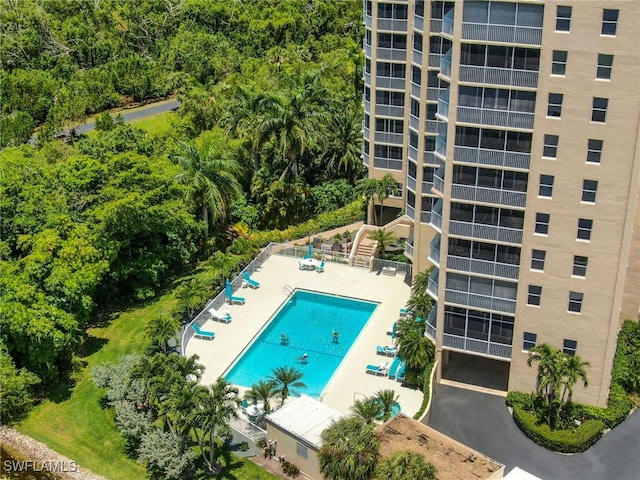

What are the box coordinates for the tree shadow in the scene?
[77,334,109,357]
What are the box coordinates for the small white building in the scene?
[265,395,343,480]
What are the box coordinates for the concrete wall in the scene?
[266,423,321,480]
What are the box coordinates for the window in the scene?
[538,174,554,198]
[591,97,608,123]
[582,180,598,203]
[410,98,420,118]
[556,6,572,32]
[296,443,308,459]
[547,93,563,117]
[551,50,568,75]
[531,249,546,271]
[365,29,372,46]
[523,332,537,351]
[365,0,372,17]
[596,54,614,80]
[414,33,423,52]
[378,33,407,50]
[573,255,588,277]
[378,2,408,19]
[375,118,403,133]
[376,62,405,78]
[412,65,421,85]
[587,139,603,164]
[415,0,424,17]
[568,291,583,313]
[528,285,542,306]
[375,90,404,106]
[602,9,619,36]
[577,218,593,241]
[563,339,578,356]
[543,134,559,158]
[535,213,550,235]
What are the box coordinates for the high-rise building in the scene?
[363,0,640,406]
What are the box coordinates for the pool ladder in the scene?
[283,284,294,296]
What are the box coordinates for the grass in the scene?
[128,111,177,138]
[17,269,278,480]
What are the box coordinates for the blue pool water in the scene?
[225,290,378,397]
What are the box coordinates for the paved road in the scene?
[427,384,640,480]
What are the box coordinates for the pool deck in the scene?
[185,254,423,418]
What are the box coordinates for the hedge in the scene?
[512,405,604,453]
[413,361,435,421]
[250,199,365,246]
[575,382,631,429]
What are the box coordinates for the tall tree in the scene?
[350,397,381,424]
[174,278,209,319]
[356,178,380,225]
[324,105,364,185]
[368,228,398,258]
[145,315,180,354]
[245,380,278,414]
[269,366,306,406]
[374,389,399,422]
[201,377,240,471]
[318,417,379,480]
[172,136,242,242]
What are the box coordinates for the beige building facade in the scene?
[363,0,640,406]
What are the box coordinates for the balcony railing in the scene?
[447,255,520,280]
[453,146,530,170]
[364,71,371,86]
[408,144,418,161]
[451,184,526,208]
[411,81,421,98]
[429,240,440,265]
[435,135,447,157]
[407,174,417,192]
[413,49,423,65]
[364,43,372,58]
[426,119,444,134]
[375,104,406,118]
[430,209,442,231]
[449,220,523,245]
[374,158,403,170]
[461,23,542,46]
[377,76,406,90]
[364,15,373,29]
[430,18,442,34]
[429,53,441,68]
[440,50,452,78]
[374,131,404,144]
[442,10,454,36]
[459,65,538,89]
[404,239,414,258]
[409,114,419,131]
[362,152,369,166]
[442,334,512,359]
[378,19,408,32]
[377,47,407,62]
[433,171,444,193]
[363,126,370,138]
[425,307,437,341]
[424,151,438,165]
[427,277,439,299]
[415,15,424,32]
[444,289,516,314]
[456,106,535,130]
[427,86,444,101]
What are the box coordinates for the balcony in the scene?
[409,114,420,131]
[448,220,523,245]
[456,106,534,130]
[404,238,414,258]
[430,19,442,34]
[377,47,407,62]
[406,203,416,219]
[424,151,438,165]
[453,146,530,170]
[428,53,441,68]
[378,18,408,32]
[408,144,418,161]
[459,65,538,89]
[425,307,437,341]
[461,23,542,46]
[407,174,417,192]
[363,126,370,138]
[374,131,404,144]
[451,184,526,208]
[447,255,520,280]
[375,104,406,118]
[364,15,373,29]
[442,334,512,359]
[411,81,421,98]
[426,119,444,134]
[415,15,424,32]
[377,76,406,90]
[427,270,439,299]
[440,50,452,78]
[364,43,372,58]
[413,49,423,65]
[422,180,434,193]
[430,209,442,231]
[433,170,445,194]
[435,135,447,158]
[444,289,516,314]
[429,237,440,265]
[362,152,369,166]
[442,10,454,36]
[373,158,403,170]
[364,71,371,86]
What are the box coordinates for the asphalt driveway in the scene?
[427,384,640,480]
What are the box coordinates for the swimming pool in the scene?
[224,289,378,397]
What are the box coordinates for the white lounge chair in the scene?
[209,307,232,324]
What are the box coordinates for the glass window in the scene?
[463,1,489,23]
[602,9,619,36]
[587,139,603,164]
[543,134,559,158]
[582,180,598,203]
[510,90,536,113]
[528,285,542,306]
[523,332,537,350]
[573,256,588,277]
[415,0,425,17]
[563,339,578,356]
[460,43,486,66]
[412,65,421,84]
[490,3,516,25]
[296,442,308,459]
[365,0,372,17]
[538,174,554,198]
[364,87,370,102]
[410,131,419,148]
[414,33,423,52]
[552,50,568,75]
[487,45,512,68]
[596,54,614,80]
[410,98,420,117]
[568,291,583,313]
[577,218,593,241]
[592,97,608,123]
[547,93,563,117]
[556,5,572,32]
[531,249,546,271]
[513,48,540,71]
[535,213,550,235]
[516,3,544,28]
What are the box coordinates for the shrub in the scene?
[505,391,535,408]
[512,405,604,453]
[413,361,435,421]
[237,441,249,452]
[255,437,267,450]
[576,382,631,429]
[282,460,300,477]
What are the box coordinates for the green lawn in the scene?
[128,111,177,138]
[17,277,278,480]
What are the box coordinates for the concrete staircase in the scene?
[352,239,376,267]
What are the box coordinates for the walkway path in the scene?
[427,384,640,480]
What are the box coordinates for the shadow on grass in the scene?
[78,334,109,358]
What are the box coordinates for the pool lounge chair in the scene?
[386,321,398,339]
[192,323,215,340]
[396,361,407,382]
[399,308,408,317]
[316,260,325,273]
[225,281,246,305]
[365,362,388,376]
[387,356,401,379]
[376,345,396,357]
[242,272,260,289]
[209,307,232,324]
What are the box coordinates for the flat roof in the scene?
[377,414,504,480]
[265,395,344,449]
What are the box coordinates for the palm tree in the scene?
[376,173,399,222]
[411,268,433,296]
[202,377,240,470]
[397,329,435,372]
[559,354,590,404]
[318,417,379,480]
[245,380,278,414]
[374,389,399,422]
[405,291,434,324]
[174,278,209,319]
[145,315,180,354]
[356,178,380,225]
[324,106,365,185]
[350,397,381,424]
[368,228,398,258]
[269,366,306,406]
[220,86,263,171]
[527,343,566,427]
[375,451,437,480]
[172,136,242,242]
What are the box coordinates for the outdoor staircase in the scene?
[352,240,376,268]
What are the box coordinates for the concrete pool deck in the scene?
[185,254,423,418]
